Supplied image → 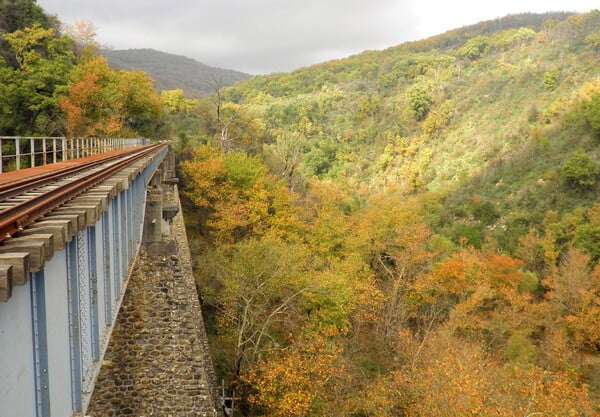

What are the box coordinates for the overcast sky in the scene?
[37,0,598,75]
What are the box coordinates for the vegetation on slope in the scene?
[174,10,600,417]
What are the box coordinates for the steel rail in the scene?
[0,146,151,203]
[0,143,166,242]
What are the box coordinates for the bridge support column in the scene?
[142,188,163,244]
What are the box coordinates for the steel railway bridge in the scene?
[0,137,216,416]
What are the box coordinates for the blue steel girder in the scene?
[0,145,168,417]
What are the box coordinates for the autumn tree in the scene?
[197,235,318,410]
[59,56,163,137]
[399,333,597,416]
[180,145,303,243]
[247,336,342,417]
[161,88,199,113]
[61,20,99,57]
[406,81,433,120]
[263,129,307,191]
[206,76,267,151]
[349,191,435,349]
[545,248,600,351]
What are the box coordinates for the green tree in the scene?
[161,88,199,113]
[581,90,600,139]
[0,23,76,134]
[407,82,432,120]
[0,0,57,66]
[458,36,489,59]
[559,149,598,190]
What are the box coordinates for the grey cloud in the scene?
[38,0,599,74]
[39,0,418,74]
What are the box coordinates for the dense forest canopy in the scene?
[174,10,600,417]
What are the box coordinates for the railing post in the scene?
[0,138,3,173]
[15,137,21,171]
[30,138,35,168]
[53,138,57,164]
[42,138,47,166]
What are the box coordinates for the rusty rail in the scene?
[0,146,152,203]
[0,143,166,242]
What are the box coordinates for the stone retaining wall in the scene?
[87,184,218,417]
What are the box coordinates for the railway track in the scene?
[0,143,167,243]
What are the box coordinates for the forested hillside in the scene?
[3,1,600,415]
[174,10,600,416]
[101,48,252,98]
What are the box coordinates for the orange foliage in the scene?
[60,56,162,138]
[395,333,596,417]
[59,56,119,137]
[545,248,600,350]
[247,337,342,417]
[180,146,304,243]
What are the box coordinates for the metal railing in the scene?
[0,137,151,173]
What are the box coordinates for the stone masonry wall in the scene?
[87,185,218,417]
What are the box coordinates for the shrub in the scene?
[543,70,559,91]
[451,224,483,249]
[581,91,600,139]
[585,32,600,50]
[470,200,500,225]
[504,332,538,364]
[407,82,432,120]
[458,36,488,60]
[559,149,598,190]
[526,103,539,122]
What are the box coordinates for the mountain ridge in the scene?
[100,48,252,98]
